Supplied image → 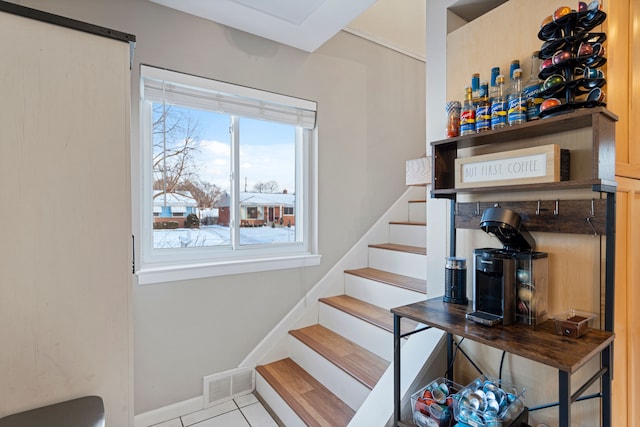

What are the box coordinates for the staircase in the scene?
[255,187,444,426]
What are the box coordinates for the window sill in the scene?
[135,253,322,285]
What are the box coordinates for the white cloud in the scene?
[197,139,295,192]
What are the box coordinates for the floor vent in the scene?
[203,366,255,408]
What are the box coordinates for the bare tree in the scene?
[177,179,223,209]
[153,104,201,199]
[253,180,280,193]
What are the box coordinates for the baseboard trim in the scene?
[134,395,203,427]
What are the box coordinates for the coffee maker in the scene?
[466,207,549,327]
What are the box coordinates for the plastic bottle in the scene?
[460,86,476,136]
[491,75,508,130]
[507,68,527,126]
[471,73,481,106]
[523,51,543,121]
[489,66,500,101]
[505,59,521,99]
[476,81,491,132]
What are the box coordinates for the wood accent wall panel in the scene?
[613,177,640,427]
[607,1,640,425]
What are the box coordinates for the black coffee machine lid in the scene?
[479,207,536,252]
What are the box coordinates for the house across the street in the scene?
[153,190,198,227]
[218,191,295,227]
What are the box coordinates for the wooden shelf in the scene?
[431,107,617,149]
[431,178,617,198]
[392,298,614,374]
[430,107,618,198]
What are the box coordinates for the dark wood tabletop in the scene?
[391,297,614,373]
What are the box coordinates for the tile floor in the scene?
[150,393,279,427]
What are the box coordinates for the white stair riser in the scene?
[255,373,306,427]
[408,202,427,223]
[319,303,395,361]
[288,335,369,410]
[389,223,426,248]
[344,274,425,310]
[368,248,426,280]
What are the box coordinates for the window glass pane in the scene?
[152,103,231,248]
[238,118,297,245]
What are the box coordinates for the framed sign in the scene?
[454,144,569,189]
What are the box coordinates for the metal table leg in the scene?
[394,314,401,427]
[559,370,571,426]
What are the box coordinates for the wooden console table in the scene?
[391,297,614,426]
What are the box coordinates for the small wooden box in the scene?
[551,310,597,338]
[454,144,570,189]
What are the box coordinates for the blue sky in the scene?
[160,106,296,193]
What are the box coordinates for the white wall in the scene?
[8,0,427,415]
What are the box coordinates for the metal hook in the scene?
[474,202,481,216]
[536,200,541,216]
[586,199,597,237]
[554,200,559,216]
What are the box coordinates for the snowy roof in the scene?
[218,192,294,207]
[153,190,198,207]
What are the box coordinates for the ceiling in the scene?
[149,0,379,52]
[149,0,508,53]
[448,0,507,22]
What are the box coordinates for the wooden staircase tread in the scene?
[289,324,389,389]
[368,243,427,255]
[319,295,419,336]
[388,220,426,226]
[344,267,426,294]
[256,358,355,427]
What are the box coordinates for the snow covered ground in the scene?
[154,224,296,248]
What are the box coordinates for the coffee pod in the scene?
[553,6,572,21]
[552,50,573,65]
[578,42,594,57]
[543,74,565,91]
[587,87,605,103]
[540,98,562,112]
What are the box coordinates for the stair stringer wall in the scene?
[239,185,425,369]
[348,326,447,427]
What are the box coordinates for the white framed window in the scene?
[135,65,320,284]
